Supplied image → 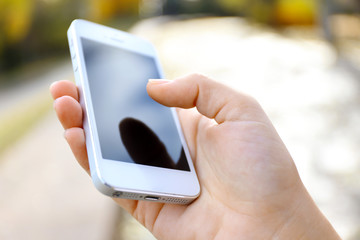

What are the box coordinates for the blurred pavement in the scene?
[0,112,119,240]
[0,61,72,118]
[0,63,119,239]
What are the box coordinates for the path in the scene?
[0,60,72,117]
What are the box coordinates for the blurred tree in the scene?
[0,0,35,70]
[163,0,182,15]
[0,0,34,43]
[248,0,276,24]
[89,0,140,21]
[216,0,248,14]
[163,0,219,15]
[9,0,84,73]
[216,0,276,23]
[0,0,141,75]
[216,0,318,25]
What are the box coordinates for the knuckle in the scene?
[183,72,211,83]
[190,72,210,81]
[243,93,259,104]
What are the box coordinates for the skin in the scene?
[50,73,341,240]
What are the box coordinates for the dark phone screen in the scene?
[81,37,190,171]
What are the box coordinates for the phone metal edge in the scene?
[67,19,200,204]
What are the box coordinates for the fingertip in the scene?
[50,80,79,101]
[49,81,60,99]
[54,95,83,129]
[49,80,59,91]
[147,79,171,93]
[147,76,196,108]
[147,79,170,103]
[53,95,76,111]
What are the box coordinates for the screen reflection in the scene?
[119,118,189,171]
[81,37,190,171]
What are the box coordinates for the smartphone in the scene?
[67,19,200,204]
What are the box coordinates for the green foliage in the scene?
[0,0,34,44]
[0,0,140,75]
[215,0,248,15]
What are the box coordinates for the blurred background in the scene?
[0,0,359,239]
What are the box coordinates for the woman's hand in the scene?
[50,73,340,240]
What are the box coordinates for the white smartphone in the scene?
[67,19,200,204]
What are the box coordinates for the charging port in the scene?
[144,196,159,201]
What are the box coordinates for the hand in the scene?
[50,74,340,239]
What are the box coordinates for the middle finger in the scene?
[54,96,83,129]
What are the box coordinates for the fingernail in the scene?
[148,79,171,85]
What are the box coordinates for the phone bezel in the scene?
[67,19,200,202]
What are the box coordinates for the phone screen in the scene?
[81,38,190,171]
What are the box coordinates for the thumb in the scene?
[147,73,267,124]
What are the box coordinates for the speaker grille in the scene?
[159,197,191,204]
[112,191,192,204]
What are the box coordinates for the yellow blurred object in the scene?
[274,0,318,25]
[89,0,140,21]
[0,0,34,44]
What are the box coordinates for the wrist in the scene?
[274,186,341,240]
